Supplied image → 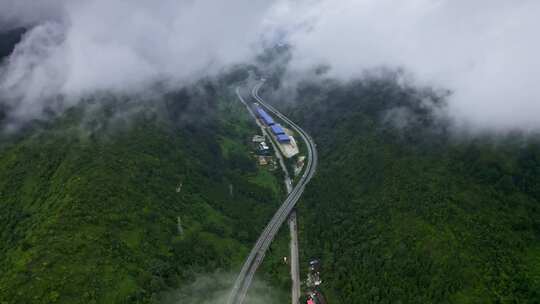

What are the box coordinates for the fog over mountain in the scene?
[280,0,540,131]
[0,0,273,124]
[1,0,539,131]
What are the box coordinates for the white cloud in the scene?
[281,0,540,131]
[1,0,540,131]
[0,0,272,122]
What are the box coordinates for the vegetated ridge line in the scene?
[227,82,318,304]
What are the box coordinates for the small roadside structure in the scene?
[294,156,306,176]
[256,142,271,156]
[255,107,275,126]
[277,134,291,143]
[252,135,265,143]
[274,127,298,158]
[258,156,268,166]
[309,259,321,272]
[307,259,323,287]
[259,142,269,151]
[270,124,286,135]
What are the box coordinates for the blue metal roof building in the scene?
[256,107,275,126]
[277,134,291,143]
[270,124,286,135]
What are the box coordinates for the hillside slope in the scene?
[0,86,285,303]
[266,77,540,303]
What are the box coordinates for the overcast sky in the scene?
[1,0,539,131]
[279,0,540,131]
[0,0,272,122]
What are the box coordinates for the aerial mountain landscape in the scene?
[1,1,539,304]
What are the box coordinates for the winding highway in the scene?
[227,81,318,304]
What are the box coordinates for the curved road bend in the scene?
[227,82,318,304]
[236,85,298,303]
[235,87,293,193]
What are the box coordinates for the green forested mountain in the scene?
[268,76,540,303]
[2,50,539,304]
[0,85,286,303]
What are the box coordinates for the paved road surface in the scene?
[289,211,301,304]
[227,82,318,304]
[235,87,293,194]
[236,85,297,302]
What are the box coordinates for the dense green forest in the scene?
[0,83,288,303]
[2,28,539,303]
[263,75,540,303]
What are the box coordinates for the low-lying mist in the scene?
[277,0,540,131]
[1,0,539,133]
[0,0,271,126]
[159,272,285,304]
